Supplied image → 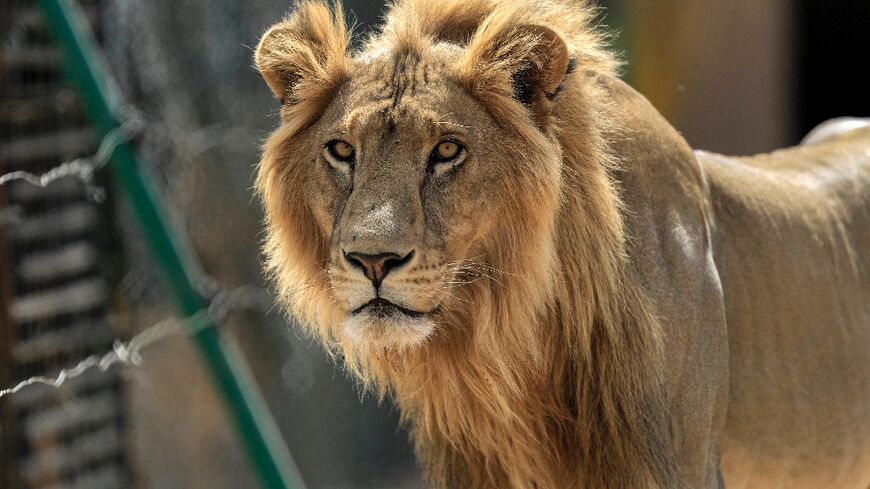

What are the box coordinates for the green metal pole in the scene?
[36,2,307,489]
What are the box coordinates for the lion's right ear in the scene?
[255,1,350,105]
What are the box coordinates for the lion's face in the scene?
[291,50,560,348]
[256,3,570,351]
[311,52,505,347]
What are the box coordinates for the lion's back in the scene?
[699,127,870,489]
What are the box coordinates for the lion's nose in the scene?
[344,250,414,288]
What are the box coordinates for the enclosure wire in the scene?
[0,108,145,197]
[0,109,255,207]
[0,284,275,399]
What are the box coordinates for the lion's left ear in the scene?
[460,20,571,127]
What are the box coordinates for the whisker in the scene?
[458,269,506,288]
[433,287,471,304]
[282,269,334,298]
[462,259,523,277]
[284,280,328,298]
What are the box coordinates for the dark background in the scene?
[794,0,870,136]
[1,1,867,488]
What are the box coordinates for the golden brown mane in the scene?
[256,1,673,487]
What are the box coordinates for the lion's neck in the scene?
[384,305,575,489]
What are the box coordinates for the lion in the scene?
[253,1,870,487]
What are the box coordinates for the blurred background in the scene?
[0,1,867,488]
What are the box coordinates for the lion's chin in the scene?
[343,308,435,350]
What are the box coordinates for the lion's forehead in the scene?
[345,48,460,112]
[354,52,428,103]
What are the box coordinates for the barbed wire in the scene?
[0,107,256,207]
[0,111,145,200]
[0,283,275,400]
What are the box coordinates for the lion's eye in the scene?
[326,140,355,161]
[436,141,459,160]
[428,140,466,176]
[324,140,355,175]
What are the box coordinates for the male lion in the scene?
[254,1,870,487]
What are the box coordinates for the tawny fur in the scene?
[254,1,870,488]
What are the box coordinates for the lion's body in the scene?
[254,0,870,487]
[704,129,870,488]
[607,78,870,488]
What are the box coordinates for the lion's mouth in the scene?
[352,298,427,319]
[343,298,438,348]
